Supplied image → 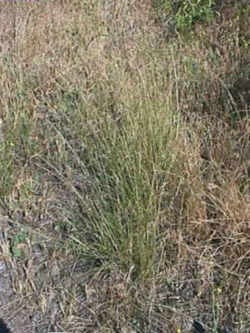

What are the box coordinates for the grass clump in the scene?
[74,91,176,280]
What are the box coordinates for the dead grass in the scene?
[0,0,249,332]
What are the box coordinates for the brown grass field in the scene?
[0,1,249,332]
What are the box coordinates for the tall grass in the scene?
[72,88,177,280]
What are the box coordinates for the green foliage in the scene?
[155,0,215,31]
[10,230,28,258]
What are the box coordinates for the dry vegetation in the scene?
[0,1,249,332]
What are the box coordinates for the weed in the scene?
[154,0,215,32]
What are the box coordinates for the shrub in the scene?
[155,0,215,31]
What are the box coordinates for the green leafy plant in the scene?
[155,0,215,31]
[10,231,28,258]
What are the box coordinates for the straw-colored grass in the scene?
[0,1,249,332]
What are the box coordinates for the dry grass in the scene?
[0,0,249,332]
